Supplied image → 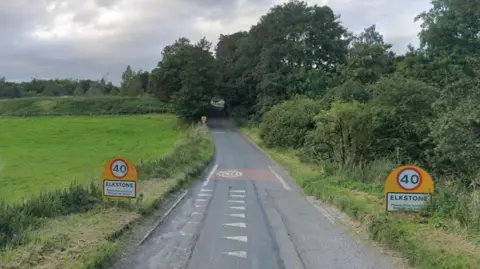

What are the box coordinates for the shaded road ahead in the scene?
[115,119,397,269]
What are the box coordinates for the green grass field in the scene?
[0,114,185,203]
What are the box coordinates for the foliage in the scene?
[148,38,216,119]
[0,96,172,116]
[259,98,320,148]
[302,101,376,165]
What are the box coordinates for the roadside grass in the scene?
[0,114,185,203]
[0,96,173,117]
[0,124,214,269]
[242,127,480,269]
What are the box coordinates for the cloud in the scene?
[0,0,431,83]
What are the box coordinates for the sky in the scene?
[0,0,432,83]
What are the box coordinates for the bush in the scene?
[0,96,173,116]
[321,79,371,107]
[369,75,439,162]
[259,98,320,148]
[302,101,377,165]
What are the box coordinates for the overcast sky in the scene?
[0,0,431,84]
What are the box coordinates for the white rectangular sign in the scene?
[386,192,431,212]
[103,180,136,198]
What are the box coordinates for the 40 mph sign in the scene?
[102,158,138,199]
[384,165,434,212]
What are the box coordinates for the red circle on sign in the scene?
[396,167,422,191]
[110,158,128,179]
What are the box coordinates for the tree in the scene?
[173,42,217,119]
[341,25,395,84]
[414,0,480,86]
[120,65,142,96]
[148,38,193,101]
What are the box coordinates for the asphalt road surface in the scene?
[115,119,397,269]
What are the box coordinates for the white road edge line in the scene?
[268,165,291,191]
[306,196,335,224]
[137,189,188,246]
[203,164,219,187]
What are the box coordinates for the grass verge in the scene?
[241,127,479,269]
[0,125,214,268]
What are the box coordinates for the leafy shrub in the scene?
[301,101,376,165]
[0,96,173,116]
[259,98,320,148]
[321,79,371,107]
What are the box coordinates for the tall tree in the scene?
[120,65,142,96]
[342,25,395,84]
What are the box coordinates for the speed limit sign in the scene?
[102,158,138,199]
[110,159,128,178]
[396,168,422,190]
[384,165,434,212]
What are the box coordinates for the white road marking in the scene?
[179,231,193,236]
[226,213,245,218]
[230,194,245,198]
[223,251,247,259]
[268,166,291,191]
[191,212,204,215]
[198,193,212,197]
[187,221,200,224]
[223,236,248,242]
[229,190,246,193]
[230,206,246,210]
[195,198,207,202]
[214,131,226,134]
[228,200,245,204]
[200,189,213,192]
[203,164,219,187]
[195,204,203,208]
[306,196,336,224]
[223,222,246,228]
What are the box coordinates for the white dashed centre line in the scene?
[223,222,247,228]
[223,236,248,242]
[226,213,245,218]
[229,190,245,193]
[230,194,245,198]
[200,189,213,192]
[223,251,247,259]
